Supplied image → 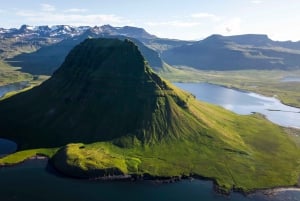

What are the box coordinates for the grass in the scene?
[0,148,58,166]
[0,75,49,101]
[0,60,33,86]
[4,96,299,193]
[159,64,300,108]
[1,38,300,193]
[49,105,300,192]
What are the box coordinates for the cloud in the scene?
[251,0,263,4]
[41,4,56,12]
[15,9,130,26]
[191,13,220,21]
[64,8,87,13]
[147,20,201,28]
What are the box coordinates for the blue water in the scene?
[0,160,276,201]
[0,138,17,156]
[0,81,28,98]
[281,77,300,82]
[175,82,300,129]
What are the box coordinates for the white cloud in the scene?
[15,10,130,27]
[64,8,87,13]
[251,0,263,4]
[191,13,220,21]
[41,4,56,12]
[147,20,201,28]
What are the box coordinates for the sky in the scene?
[1,0,300,41]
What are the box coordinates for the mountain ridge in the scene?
[0,25,300,75]
[2,24,300,73]
[162,34,300,70]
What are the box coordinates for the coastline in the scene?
[1,156,300,197]
[211,82,300,110]
[0,154,48,168]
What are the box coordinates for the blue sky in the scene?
[1,0,300,41]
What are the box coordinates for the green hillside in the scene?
[0,38,300,193]
[0,60,33,86]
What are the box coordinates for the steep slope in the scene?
[0,38,299,192]
[162,34,300,70]
[0,38,194,148]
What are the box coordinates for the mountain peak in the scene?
[0,38,188,148]
[54,38,148,79]
[227,34,272,46]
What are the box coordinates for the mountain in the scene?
[5,33,163,75]
[1,24,163,75]
[3,24,300,73]
[0,24,156,40]
[161,34,300,70]
[0,38,299,192]
[0,38,188,148]
[4,25,300,73]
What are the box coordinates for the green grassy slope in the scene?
[0,60,33,86]
[0,38,300,193]
[0,38,193,148]
[49,99,300,192]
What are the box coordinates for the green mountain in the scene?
[0,38,188,148]
[0,38,299,193]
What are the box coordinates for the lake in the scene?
[1,82,300,200]
[0,81,29,98]
[175,82,300,129]
[281,76,300,82]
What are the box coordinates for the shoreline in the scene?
[210,82,300,110]
[0,154,48,168]
[1,156,300,197]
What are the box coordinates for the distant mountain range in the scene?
[162,34,300,70]
[1,24,300,74]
